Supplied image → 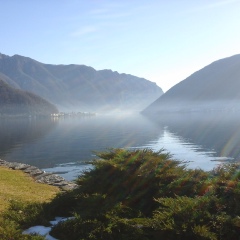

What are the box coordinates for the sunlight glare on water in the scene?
[138,127,231,171]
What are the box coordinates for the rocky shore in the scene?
[0,159,78,191]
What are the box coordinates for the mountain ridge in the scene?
[143,54,240,114]
[0,53,163,112]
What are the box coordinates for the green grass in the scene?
[0,166,59,212]
[0,166,59,239]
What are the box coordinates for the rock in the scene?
[60,184,78,191]
[13,163,31,170]
[0,160,77,191]
[0,159,8,166]
[36,174,65,184]
[23,166,40,173]
[3,162,21,168]
[28,169,44,177]
[34,172,54,180]
[36,174,78,190]
[0,161,31,170]
[51,181,70,186]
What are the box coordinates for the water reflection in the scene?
[0,118,57,157]
[146,112,240,163]
[1,112,240,180]
[140,127,224,171]
[0,114,162,169]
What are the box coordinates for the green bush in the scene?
[3,149,240,239]
[3,200,49,229]
[0,200,49,240]
[0,216,44,240]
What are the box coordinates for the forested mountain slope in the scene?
[0,79,58,116]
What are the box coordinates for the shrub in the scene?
[3,200,49,229]
[0,216,44,240]
[4,149,240,239]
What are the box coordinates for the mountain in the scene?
[0,53,163,112]
[143,54,240,114]
[0,79,58,116]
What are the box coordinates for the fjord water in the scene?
[0,113,239,180]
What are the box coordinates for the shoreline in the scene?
[0,159,78,191]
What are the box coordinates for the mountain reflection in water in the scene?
[0,112,240,180]
[147,112,240,163]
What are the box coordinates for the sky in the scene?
[1,0,240,92]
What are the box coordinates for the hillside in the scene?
[0,79,58,116]
[0,53,163,112]
[143,54,240,114]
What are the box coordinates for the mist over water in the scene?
[0,112,240,180]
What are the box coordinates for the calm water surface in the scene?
[0,113,239,180]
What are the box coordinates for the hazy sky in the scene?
[1,0,240,92]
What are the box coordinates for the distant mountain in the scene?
[143,54,240,114]
[0,79,58,116]
[0,53,163,112]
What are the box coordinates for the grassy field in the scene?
[0,166,59,212]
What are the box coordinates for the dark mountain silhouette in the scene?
[0,53,163,112]
[143,54,240,114]
[0,79,58,116]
